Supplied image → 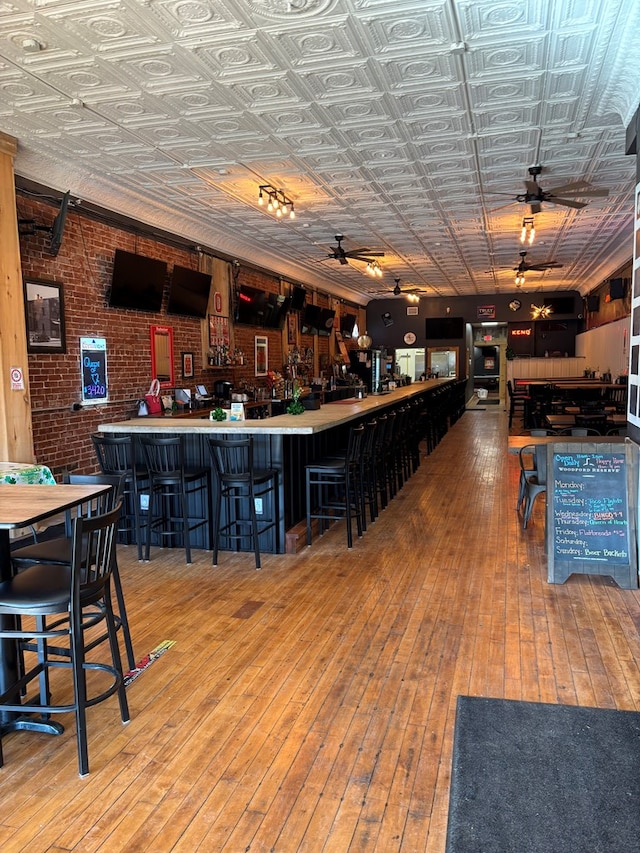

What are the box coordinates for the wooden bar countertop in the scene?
[99,379,451,436]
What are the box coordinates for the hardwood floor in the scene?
[2,407,640,851]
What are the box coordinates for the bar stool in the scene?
[507,380,531,428]
[306,423,365,549]
[360,420,379,528]
[91,433,147,561]
[139,436,211,564]
[207,436,279,570]
[11,473,136,671]
[0,501,129,776]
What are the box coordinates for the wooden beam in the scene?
[0,131,34,461]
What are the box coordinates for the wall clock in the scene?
[509,299,522,312]
[403,331,417,345]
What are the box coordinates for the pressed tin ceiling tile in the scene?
[3,0,640,303]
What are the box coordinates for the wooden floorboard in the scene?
[2,405,640,851]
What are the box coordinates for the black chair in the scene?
[0,501,129,776]
[139,436,211,564]
[207,436,279,570]
[11,473,135,671]
[91,433,148,561]
[306,424,365,549]
[574,413,608,435]
[519,444,547,529]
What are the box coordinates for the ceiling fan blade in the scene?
[547,181,608,196]
[529,202,542,214]
[526,263,563,271]
[345,250,385,258]
[338,256,349,265]
[524,181,541,195]
[547,197,588,209]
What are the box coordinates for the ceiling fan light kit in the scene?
[520,216,535,245]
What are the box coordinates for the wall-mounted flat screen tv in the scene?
[317,307,336,337]
[109,249,167,312]
[290,286,307,311]
[235,285,267,326]
[342,313,357,337]
[425,316,464,339]
[301,304,322,334]
[546,297,575,315]
[166,265,211,318]
[263,294,291,328]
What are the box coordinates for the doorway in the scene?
[471,324,508,406]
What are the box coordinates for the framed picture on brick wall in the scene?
[23,278,66,353]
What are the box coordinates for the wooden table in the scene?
[545,414,626,430]
[0,483,110,733]
[508,435,627,455]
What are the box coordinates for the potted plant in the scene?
[286,381,304,415]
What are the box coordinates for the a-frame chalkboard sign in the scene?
[546,441,638,589]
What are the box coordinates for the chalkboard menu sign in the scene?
[546,442,638,589]
[80,337,108,405]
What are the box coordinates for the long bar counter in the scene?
[99,378,461,554]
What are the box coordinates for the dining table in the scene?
[0,461,56,486]
[544,413,627,430]
[0,482,110,734]
[508,434,627,455]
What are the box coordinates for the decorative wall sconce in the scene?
[531,303,552,319]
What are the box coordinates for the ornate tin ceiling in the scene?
[2,0,639,305]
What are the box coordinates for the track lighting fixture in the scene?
[258,185,295,219]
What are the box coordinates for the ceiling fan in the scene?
[370,278,429,297]
[325,234,385,266]
[515,165,609,214]
[512,251,563,273]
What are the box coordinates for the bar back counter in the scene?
[99,378,464,556]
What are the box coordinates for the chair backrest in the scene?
[61,473,124,536]
[71,500,123,597]
[345,424,365,470]
[362,420,378,459]
[519,444,537,473]
[208,436,255,484]
[534,445,548,486]
[140,436,185,476]
[575,414,607,434]
[91,433,135,476]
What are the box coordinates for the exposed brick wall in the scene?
[16,194,359,475]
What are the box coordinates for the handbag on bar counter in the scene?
[144,378,163,416]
